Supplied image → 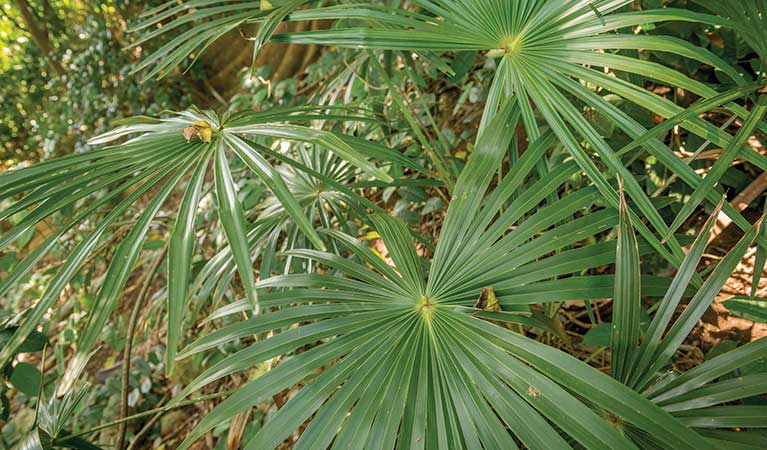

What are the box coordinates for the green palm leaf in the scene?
[696,0,767,65]
[132,0,767,272]
[611,182,641,383]
[605,200,767,449]
[166,101,713,449]
[0,106,391,377]
[166,156,209,375]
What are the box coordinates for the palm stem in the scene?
[116,245,168,450]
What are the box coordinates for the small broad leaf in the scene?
[10,362,41,397]
[0,328,48,354]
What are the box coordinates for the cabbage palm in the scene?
[4,3,765,449]
[155,102,720,450]
[0,105,393,382]
[134,0,767,278]
[279,0,766,260]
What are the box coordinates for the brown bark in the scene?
[201,20,327,101]
[13,0,65,76]
[38,0,67,39]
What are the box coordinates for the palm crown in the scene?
[169,103,738,450]
[136,0,767,272]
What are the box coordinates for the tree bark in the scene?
[201,20,327,101]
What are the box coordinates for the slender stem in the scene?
[0,8,28,33]
[124,395,168,450]
[116,245,168,450]
[367,51,455,192]
[67,390,234,441]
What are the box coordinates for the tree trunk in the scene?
[13,0,65,76]
[201,20,328,101]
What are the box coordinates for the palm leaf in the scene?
[597,203,767,449]
[696,0,767,65]
[0,106,390,375]
[132,1,767,271]
[611,182,641,383]
[167,101,713,449]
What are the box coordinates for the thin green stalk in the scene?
[368,52,456,192]
[117,245,168,450]
[67,390,234,440]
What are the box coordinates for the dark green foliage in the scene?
[2,1,767,449]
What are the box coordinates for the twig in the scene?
[124,394,169,450]
[68,390,234,440]
[202,79,228,107]
[0,8,29,33]
[116,245,168,450]
[710,171,767,241]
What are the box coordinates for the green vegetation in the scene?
[2,1,767,449]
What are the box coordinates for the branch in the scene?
[0,8,28,33]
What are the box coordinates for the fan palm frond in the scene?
[161,99,716,450]
[0,105,395,382]
[608,189,767,449]
[134,0,767,278]
[696,0,767,66]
